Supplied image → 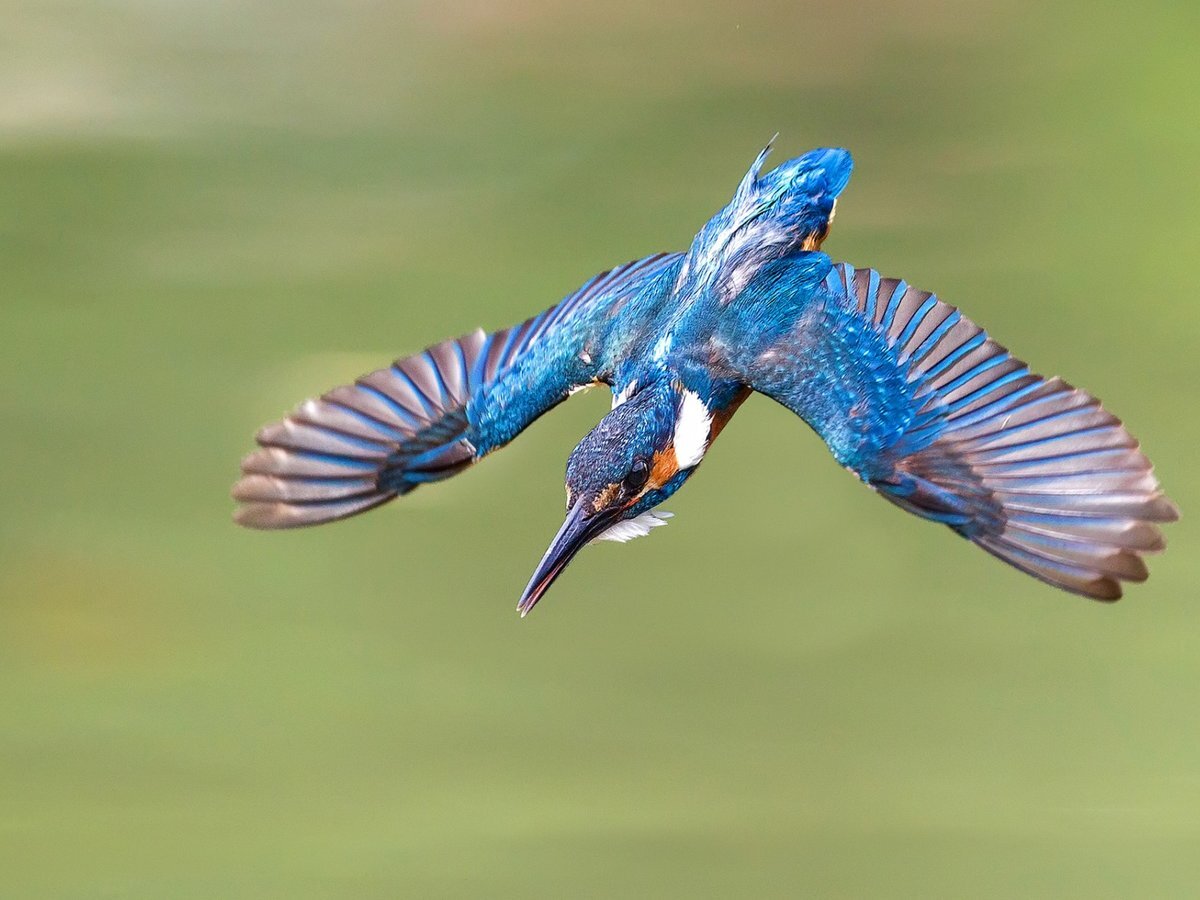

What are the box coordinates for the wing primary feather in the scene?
[893,296,941,356]
[879,278,908,330]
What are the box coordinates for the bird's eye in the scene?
[623,458,650,494]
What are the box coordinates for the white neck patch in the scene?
[595,510,673,543]
[674,389,712,469]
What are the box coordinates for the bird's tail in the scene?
[232,331,487,529]
[875,375,1178,600]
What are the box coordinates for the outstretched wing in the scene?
[726,261,1177,600]
[233,252,682,528]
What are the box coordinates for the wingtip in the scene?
[1159,495,1182,523]
[1091,583,1124,603]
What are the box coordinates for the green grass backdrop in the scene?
[2,2,1198,896]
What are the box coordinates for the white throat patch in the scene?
[674,389,712,469]
[595,510,673,543]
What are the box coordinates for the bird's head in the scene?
[517,381,715,616]
[680,140,853,301]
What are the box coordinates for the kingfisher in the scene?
[233,142,1178,615]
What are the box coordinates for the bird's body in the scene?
[234,143,1176,613]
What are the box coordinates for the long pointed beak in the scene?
[517,499,614,618]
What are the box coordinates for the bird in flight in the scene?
[233,142,1177,615]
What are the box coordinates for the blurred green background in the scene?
[2,1,1198,897]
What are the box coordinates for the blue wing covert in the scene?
[232,253,681,528]
[727,261,1178,600]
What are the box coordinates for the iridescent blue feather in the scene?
[235,143,1176,603]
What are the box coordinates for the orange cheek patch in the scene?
[648,446,679,492]
[709,388,750,442]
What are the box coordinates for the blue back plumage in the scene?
[678,143,852,303]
